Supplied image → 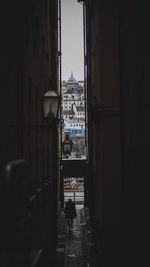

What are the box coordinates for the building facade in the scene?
[0,0,60,265]
[61,73,86,155]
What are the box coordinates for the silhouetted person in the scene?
[64,199,77,231]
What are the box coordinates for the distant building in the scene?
[61,73,85,142]
[67,72,76,83]
[63,119,85,139]
[61,109,75,120]
[62,72,84,94]
[73,105,85,121]
[62,95,85,111]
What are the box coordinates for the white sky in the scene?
[61,0,84,81]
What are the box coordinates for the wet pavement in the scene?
[53,205,99,267]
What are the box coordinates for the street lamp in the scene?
[42,80,60,127]
[62,134,73,158]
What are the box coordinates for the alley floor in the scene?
[53,205,99,267]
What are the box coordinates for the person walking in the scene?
[64,199,77,231]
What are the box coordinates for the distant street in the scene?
[63,154,86,160]
[64,190,84,204]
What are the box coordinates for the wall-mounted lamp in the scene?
[62,134,73,159]
[43,80,61,127]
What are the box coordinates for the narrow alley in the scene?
[0,1,148,266]
[53,205,99,267]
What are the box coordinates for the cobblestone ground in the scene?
[54,205,98,267]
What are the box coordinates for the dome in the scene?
[67,72,76,83]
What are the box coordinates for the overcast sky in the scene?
[61,0,84,81]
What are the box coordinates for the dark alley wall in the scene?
[87,0,120,260]
[86,0,148,265]
[120,1,147,263]
[0,0,59,262]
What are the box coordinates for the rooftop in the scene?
[64,118,85,124]
[76,106,85,112]
[62,110,75,115]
